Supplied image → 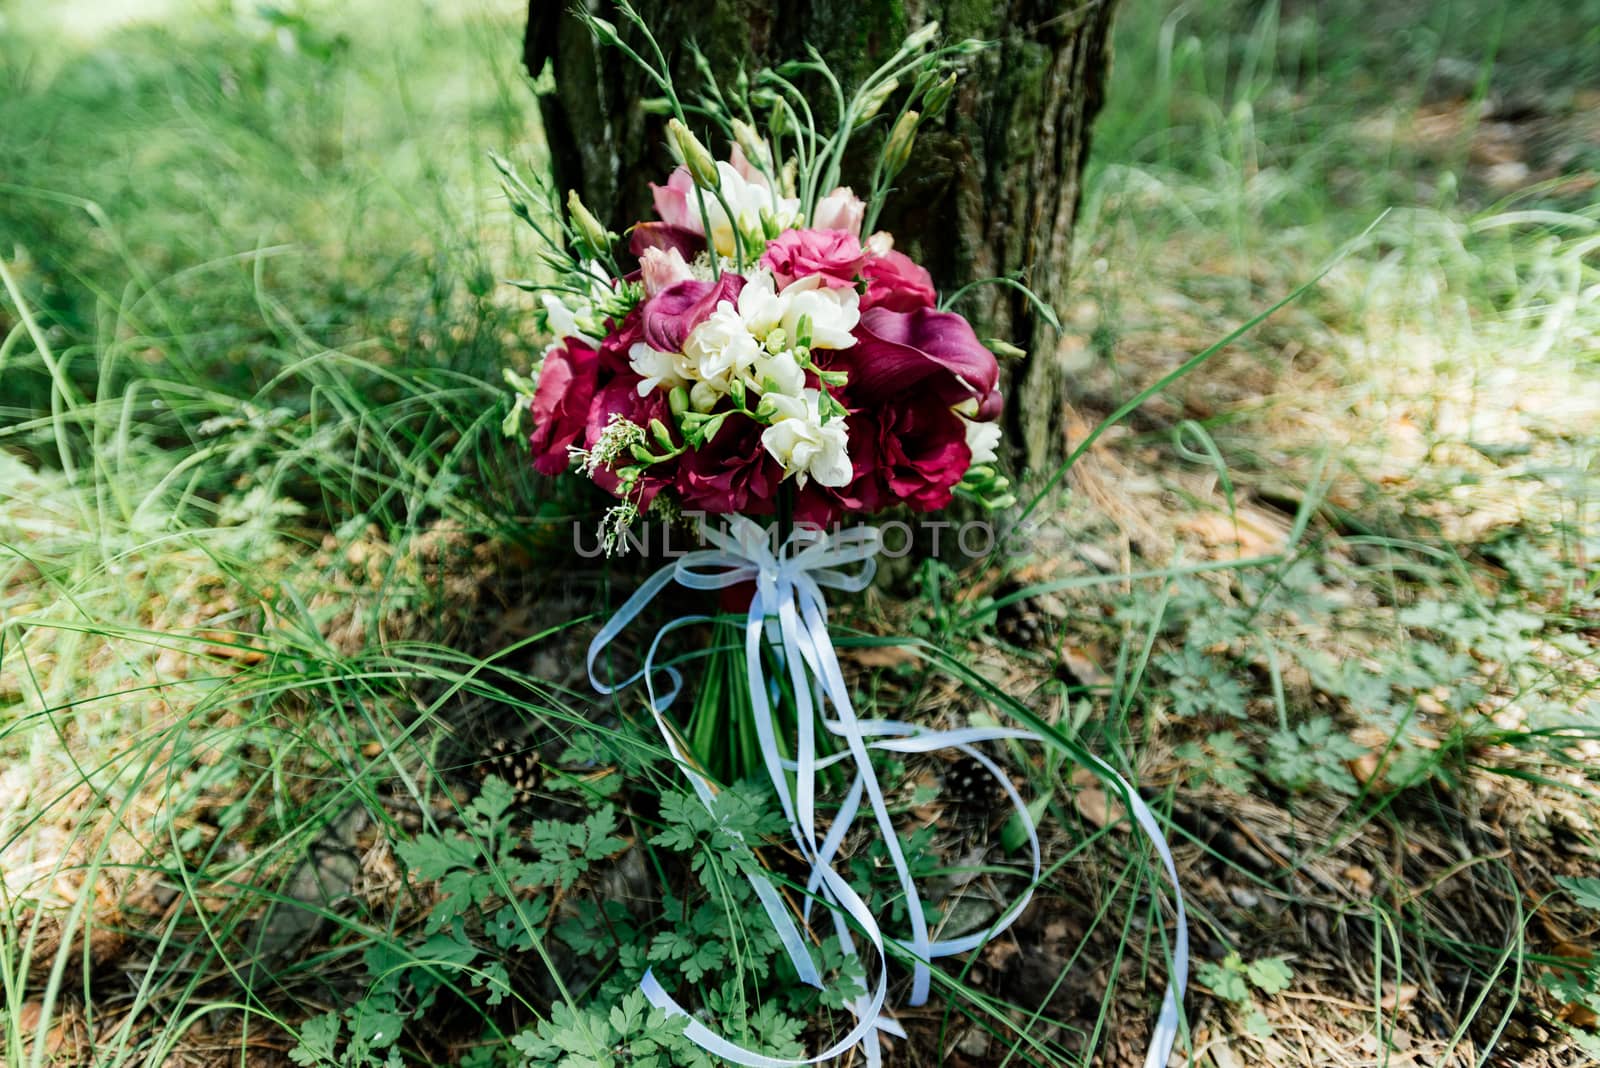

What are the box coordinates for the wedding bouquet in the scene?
[506,8,1186,1067]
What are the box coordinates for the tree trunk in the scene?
[524,1,1117,476]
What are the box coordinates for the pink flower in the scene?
[837,306,1000,410]
[860,249,937,312]
[528,339,600,476]
[639,246,694,297]
[651,168,698,231]
[760,228,865,290]
[813,186,865,237]
[640,273,746,354]
[727,143,768,186]
[675,416,783,515]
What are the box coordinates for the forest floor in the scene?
[1,1,1597,1066]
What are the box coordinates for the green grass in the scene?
[2,0,1599,1065]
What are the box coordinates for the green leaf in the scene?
[289,1013,341,1066]
[1558,877,1600,913]
[1001,794,1051,854]
[1196,956,1250,1003]
[1245,956,1294,994]
[1243,1008,1276,1038]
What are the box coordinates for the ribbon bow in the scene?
[587,516,1188,1067]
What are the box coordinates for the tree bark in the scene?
[524,1,1117,476]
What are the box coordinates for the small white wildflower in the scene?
[569,413,647,477]
[598,500,640,556]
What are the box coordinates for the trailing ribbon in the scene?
[587,516,1188,1068]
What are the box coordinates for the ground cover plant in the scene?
[0,1,1596,1066]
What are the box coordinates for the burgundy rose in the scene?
[640,273,746,354]
[860,249,937,312]
[760,228,866,290]
[528,339,599,476]
[838,306,1000,410]
[598,306,645,376]
[675,414,783,516]
[857,399,972,512]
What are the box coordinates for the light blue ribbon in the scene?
[587,516,1188,1067]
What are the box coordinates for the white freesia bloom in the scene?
[628,342,689,396]
[750,348,806,396]
[735,269,787,337]
[760,389,852,488]
[682,302,760,387]
[776,274,860,350]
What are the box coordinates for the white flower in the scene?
[750,348,806,396]
[953,397,1002,466]
[542,294,587,343]
[760,389,852,488]
[686,161,801,257]
[628,342,689,395]
[682,301,760,387]
[777,275,860,350]
[542,261,613,347]
[965,419,1001,465]
[735,269,787,337]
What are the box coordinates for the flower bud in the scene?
[667,118,720,191]
[922,72,958,120]
[728,377,747,407]
[904,21,940,51]
[731,118,772,171]
[584,15,622,47]
[985,338,1028,360]
[759,207,782,241]
[629,443,655,463]
[853,78,898,128]
[668,386,690,417]
[567,190,611,254]
[816,368,848,387]
[884,110,920,175]
[649,418,674,450]
[690,380,720,412]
